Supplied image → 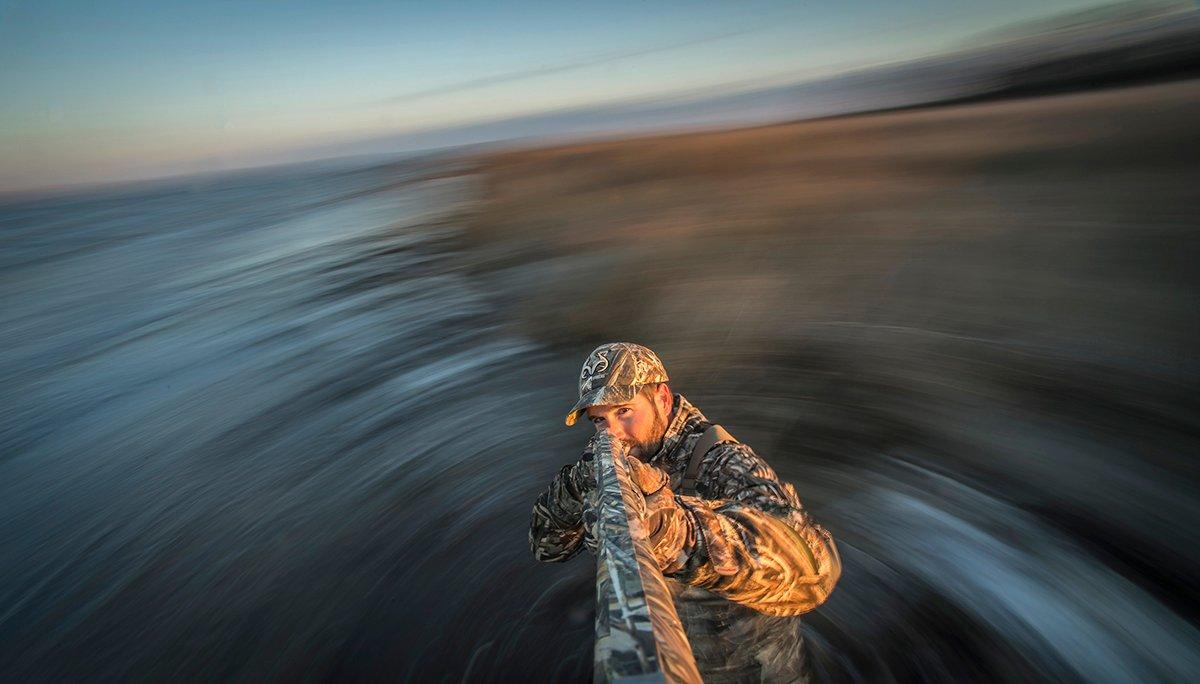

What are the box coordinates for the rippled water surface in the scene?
[0,163,596,680]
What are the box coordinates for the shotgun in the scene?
[591,430,702,684]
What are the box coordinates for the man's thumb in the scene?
[627,458,668,495]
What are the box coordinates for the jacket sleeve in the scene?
[529,438,597,563]
[669,441,842,617]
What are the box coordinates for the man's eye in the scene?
[617,408,631,416]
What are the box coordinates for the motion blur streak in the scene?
[0,164,590,679]
[3,84,1199,684]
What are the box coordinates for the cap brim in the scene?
[564,384,640,426]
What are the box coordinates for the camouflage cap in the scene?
[565,342,670,426]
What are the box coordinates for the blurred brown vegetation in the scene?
[458,80,1199,375]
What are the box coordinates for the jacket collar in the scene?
[647,393,707,472]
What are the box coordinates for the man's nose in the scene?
[603,424,628,441]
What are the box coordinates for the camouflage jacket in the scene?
[529,394,841,681]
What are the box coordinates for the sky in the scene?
[1,0,1117,192]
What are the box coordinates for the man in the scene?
[529,342,841,682]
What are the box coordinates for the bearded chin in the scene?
[632,405,668,461]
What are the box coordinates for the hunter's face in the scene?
[585,386,670,460]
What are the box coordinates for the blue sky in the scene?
[2,0,1114,191]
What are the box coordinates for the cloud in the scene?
[372,25,767,106]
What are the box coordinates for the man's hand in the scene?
[584,430,738,576]
[625,458,693,574]
[564,434,601,506]
[625,456,740,577]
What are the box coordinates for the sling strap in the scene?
[680,424,736,496]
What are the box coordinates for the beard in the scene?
[629,403,668,461]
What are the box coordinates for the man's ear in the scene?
[656,383,672,412]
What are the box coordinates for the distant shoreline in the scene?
[450,78,1200,350]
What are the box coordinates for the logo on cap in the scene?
[579,349,610,393]
[565,342,670,426]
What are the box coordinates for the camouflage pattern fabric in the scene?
[591,430,701,683]
[530,394,842,682]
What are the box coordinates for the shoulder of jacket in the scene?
[679,424,742,493]
[699,437,750,469]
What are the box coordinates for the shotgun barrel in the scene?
[591,431,701,684]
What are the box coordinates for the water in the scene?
[0,161,594,680]
[2,146,1198,681]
